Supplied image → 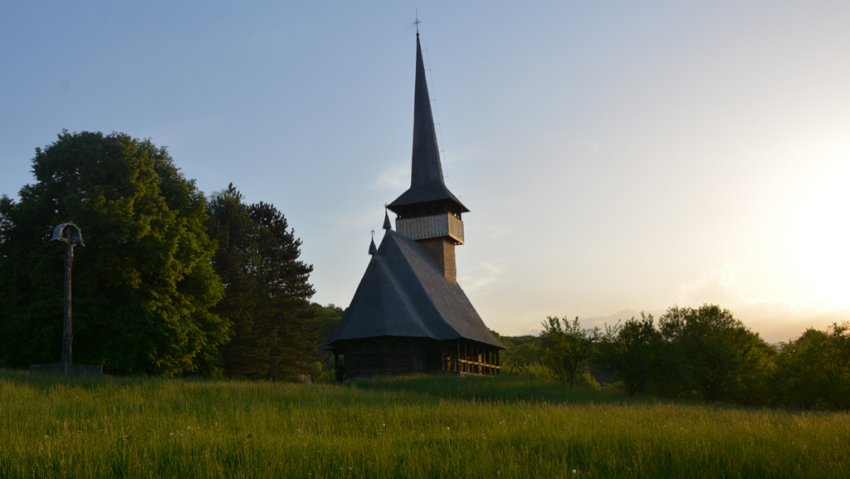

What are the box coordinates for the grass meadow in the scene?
[1,369,847,478]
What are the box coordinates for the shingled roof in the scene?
[387,34,469,213]
[322,229,504,350]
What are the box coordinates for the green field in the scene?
[1,369,847,478]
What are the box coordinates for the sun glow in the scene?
[771,156,850,309]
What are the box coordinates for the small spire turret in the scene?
[368,235,377,255]
[383,210,392,230]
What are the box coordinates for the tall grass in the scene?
[1,369,847,478]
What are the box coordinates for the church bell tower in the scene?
[320,29,505,379]
[386,32,469,283]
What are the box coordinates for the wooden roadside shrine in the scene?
[29,222,103,377]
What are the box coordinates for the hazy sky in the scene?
[2,1,848,343]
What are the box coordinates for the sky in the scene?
[2,1,848,343]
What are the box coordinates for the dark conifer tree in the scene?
[249,201,318,381]
[206,185,317,380]
[206,185,272,378]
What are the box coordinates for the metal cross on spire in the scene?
[413,9,421,35]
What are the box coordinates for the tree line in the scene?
[2,130,846,403]
[0,131,321,380]
[497,305,850,411]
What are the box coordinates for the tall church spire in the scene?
[410,34,444,189]
[320,26,504,381]
[387,33,468,213]
[386,31,469,282]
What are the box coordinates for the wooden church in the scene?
[322,32,505,380]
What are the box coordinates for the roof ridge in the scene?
[322,230,504,350]
[373,251,439,338]
[379,232,448,329]
[383,231,501,346]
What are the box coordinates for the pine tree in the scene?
[206,186,318,380]
[250,201,318,381]
[206,185,270,378]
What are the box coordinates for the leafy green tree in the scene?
[722,337,778,407]
[311,303,345,382]
[778,322,850,411]
[0,131,228,376]
[594,312,664,396]
[206,185,318,381]
[312,303,345,350]
[540,316,595,388]
[502,341,545,375]
[659,304,765,403]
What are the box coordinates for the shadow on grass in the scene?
[0,367,220,391]
[1,367,714,411]
[349,373,694,407]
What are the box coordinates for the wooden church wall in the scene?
[338,337,501,379]
[341,337,443,380]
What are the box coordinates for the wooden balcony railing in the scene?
[396,213,464,244]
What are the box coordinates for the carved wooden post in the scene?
[62,239,73,374]
[51,222,84,375]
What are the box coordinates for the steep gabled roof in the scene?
[322,229,504,350]
[387,34,469,213]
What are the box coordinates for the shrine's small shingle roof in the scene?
[322,229,504,350]
[387,34,468,213]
